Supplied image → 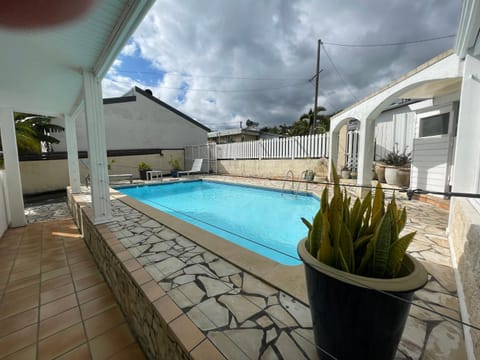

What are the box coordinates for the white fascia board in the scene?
[94,0,155,79]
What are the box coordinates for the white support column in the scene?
[356,118,375,196]
[65,115,81,193]
[328,130,340,181]
[0,107,26,227]
[83,71,112,224]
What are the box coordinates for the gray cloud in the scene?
[103,0,460,130]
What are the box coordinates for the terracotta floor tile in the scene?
[41,273,73,292]
[39,307,82,340]
[80,293,116,320]
[10,264,41,278]
[71,266,99,280]
[141,280,165,302]
[77,283,110,305]
[41,261,69,273]
[0,324,37,358]
[88,323,134,360]
[41,282,75,305]
[38,323,87,360]
[74,273,104,291]
[0,307,38,338]
[2,282,39,303]
[122,258,141,273]
[0,294,39,319]
[69,255,95,267]
[84,306,125,339]
[130,268,152,286]
[169,315,205,352]
[41,267,70,282]
[153,295,182,324]
[40,293,78,321]
[109,342,146,360]
[190,339,227,360]
[1,344,36,360]
[5,274,40,293]
[55,344,91,360]
[9,267,41,282]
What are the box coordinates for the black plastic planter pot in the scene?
[139,170,148,180]
[298,239,428,360]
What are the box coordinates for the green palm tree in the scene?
[0,113,64,155]
[299,106,330,134]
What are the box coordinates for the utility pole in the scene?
[311,39,322,135]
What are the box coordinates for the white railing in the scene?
[346,129,359,171]
[216,133,330,160]
[184,143,217,173]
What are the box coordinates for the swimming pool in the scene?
[116,180,320,265]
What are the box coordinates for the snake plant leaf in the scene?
[301,217,313,253]
[354,233,374,251]
[398,207,407,232]
[370,183,385,231]
[387,231,416,277]
[371,210,393,277]
[338,222,354,272]
[358,239,374,275]
[311,208,325,256]
[301,217,313,231]
[318,210,334,265]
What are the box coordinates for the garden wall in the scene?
[68,195,192,360]
[217,158,329,181]
[449,198,480,358]
[19,150,184,195]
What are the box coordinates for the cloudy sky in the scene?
[102,0,460,131]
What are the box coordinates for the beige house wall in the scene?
[449,198,480,357]
[20,150,184,195]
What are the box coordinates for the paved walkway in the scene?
[17,175,472,359]
[72,175,470,359]
[0,218,146,359]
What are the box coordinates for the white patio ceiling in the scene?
[0,0,154,117]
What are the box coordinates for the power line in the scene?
[323,34,455,48]
[114,69,310,82]
[105,75,310,93]
[320,43,359,102]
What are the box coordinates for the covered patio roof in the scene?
[0,0,154,227]
[0,0,153,117]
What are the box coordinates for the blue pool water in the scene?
[117,180,320,265]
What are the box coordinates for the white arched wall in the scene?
[328,117,356,178]
[329,52,462,193]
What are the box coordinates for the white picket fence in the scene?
[216,134,330,160]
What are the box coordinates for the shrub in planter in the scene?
[169,157,181,177]
[381,145,411,186]
[138,161,152,180]
[298,166,427,359]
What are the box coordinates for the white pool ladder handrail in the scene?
[297,170,309,194]
[282,170,295,195]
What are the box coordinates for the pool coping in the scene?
[111,180,309,304]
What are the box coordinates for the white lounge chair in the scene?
[178,159,203,176]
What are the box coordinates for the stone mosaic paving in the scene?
[24,201,70,224]
[36,178,472,359]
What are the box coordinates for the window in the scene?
[419,113,449,137]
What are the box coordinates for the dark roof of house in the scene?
[102,87,210,132]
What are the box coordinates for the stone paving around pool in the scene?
[56,175,472,359]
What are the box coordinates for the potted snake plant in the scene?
[298,166,427,360]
